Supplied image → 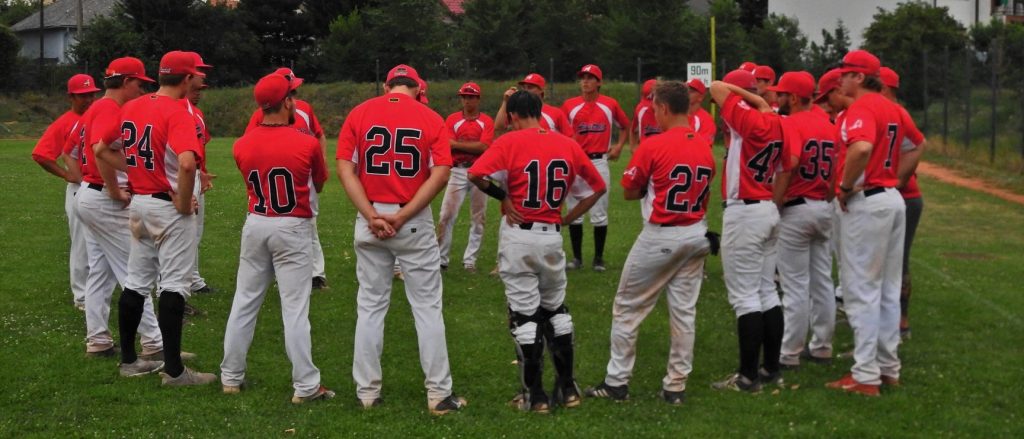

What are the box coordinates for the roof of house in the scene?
[441,0,466,15]
[11,0,118,33]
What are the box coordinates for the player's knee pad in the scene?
[509,310,542,345]
[546,306,574,337]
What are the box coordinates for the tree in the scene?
[70,10,145,79]
[748,13,807,74]
[0,0,33,26]
[119,0,195,59]
[804,20,851,77]
[237,0,314,69]
[595,0,706,81]
[863,2,968,108]
[710,0,753,73]
[0,24,19,86]
[737,0,767,31]
[182,3,263,85]
[303,0,371,37]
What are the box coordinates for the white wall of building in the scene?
[17,29,78,64]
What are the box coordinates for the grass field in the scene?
[1,137,1022,437]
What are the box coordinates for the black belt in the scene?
[659,222,698,227]
[587,153,606,160]
[371,201,407,208]
[722,199,769,208]
[864,187,887,197]
[783,198,806,208]
[518,222,560,232]
[87,183,104,191]
[151,192,172,202]
[454,162,474,168]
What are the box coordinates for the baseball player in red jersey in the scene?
[246,67,331,290]
[879,66,926,340]
[686,79,716,147]
[467,90,606,413]
[495,73,574,137]
[753,65,779,110]
[110,51,214,386]
[436,82,494,272]
[182,52,215,297]
[827,50,924,396]
[31,73,99,311]
[708,70,785,393]
[336,64,465,415]
[627,79,660,152]
[767,72,841,368]
[221,74,334,403]
[71,58,169,363]
[562,64,630,272]
[586,81,715,405]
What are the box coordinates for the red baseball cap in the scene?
[578,64,603,81]
[687,78,707,95]
[417,78,429,104]
[641,79,657,101]
[386,64,422,83]
[879,67,900,89]
[253,73,290,110]
[723,69,757,90]
[273,67,304,90]
[838,50,881,76]
[739,61,758,72]
[457,82,481,97]
[67,74,100,94]
[159,50,204,77]
[753,65,776,84]
[768,71,815,99]
[188,52,212,69]
[814,68,842,104]
[518,73,546,89]
[104,57,154,82]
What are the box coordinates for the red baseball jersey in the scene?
[541,103,574,137]
[32,111,81,163]
[810,104,831,122]
[621,126,716,226]
[895,105,925,199]
[66,97,126,186]
[183,99,210,173]
[445,111,495,165]
[630,101,660,143]
[234,126,327,218]
[689,107,716,148]
[246,99,324,138]
[120,94,204,195]
[832,110,848,197]
[336,92,452,204]
[840,93,920,189]
[469,127,605,224]
[780,110,841,200]
[720,94,785,201]
[562,95,630,155]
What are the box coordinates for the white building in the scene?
[11,0,117,64]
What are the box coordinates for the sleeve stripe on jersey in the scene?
[569,174,596,199]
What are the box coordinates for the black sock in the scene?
[737,312,764,381]
[117,289,147,364]
[762,306,784,374]
[158,293,186,377]
[593,226,607,263]
[569,224,584,261]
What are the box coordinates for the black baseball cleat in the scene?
[660,389,686,405]
[510,392,550,414]
[592,259,607,273]
[553,381,582,408]
[759,368,785,388]
[183,303,204,317]
[359,397,383,410]
[192,285,218,294]
[800,349,833,365]
[85,346,120,358]
[312,276,328,290]
[711,372,762,393]
[429,394,467,416]
[583,382,629,401]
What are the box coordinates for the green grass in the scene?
[913,87,1024,174]
[1,138,1022,437]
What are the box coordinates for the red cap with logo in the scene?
[723,69,757,90]
[518,73,546,89]
[188,52,212,69]
[273,67,303,90]
[687,78,707,95]
[838,50,881,76]
[105,57,154,82]
[159,50,204,77]
[417,78,429,104]
[814,68,842,104]
[879,67,899,89]
[768,71,815,99]
[457,82,481,97]
[641,79,656,101]
[254,73,290,110]
[386,64,422,83]
[67,73,100,94]
[753,65,776,84]
[739,61,758,72]
[577,64,603,81]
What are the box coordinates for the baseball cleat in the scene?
[779,362,800,371]
[800,349,833,365]
[192,285,218,294]
[291,386,336,404]
[429,394,467,415]
[509,393,549,414]
[489,266,499,277]
[566,259,584,271]
[900,327,912,341]
[660,389,686,405]
[440,264,448,272]
[74,302,86,312]
[463,263,477,273]
[553,381,582,408]
[592,259,607,272]
[160,367,217,386]
[86,346,120,359]
[359,397,383,409]
[711,372,761,393]
[583,382,629,401]
[758,368,785,388]
[393,267,404,281]
[222,385,241,394]
[880,375,901,387]
[119,359,164,377]
[826,374,880,397]
[183,303,204,317]
[139,350,197,362]
[312,276,328,290]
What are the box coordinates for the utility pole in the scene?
[38,0,44,71]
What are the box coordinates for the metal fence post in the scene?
[922,49,929,133]
[964,49,971,149]
[942,46,949,145]
[990,39,999,163]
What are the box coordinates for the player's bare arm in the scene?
[60,153,83,184]
[450,139,488,154]
[622,186,643,200]
[493,86,516,132]
[380,165,452,232]
[94,140,128,172]
[34,156,72,182]
[336,159,394,239]
[897,140,926,189]
[175,151,199,215]
[562,187,606,225]
[772,153,799,207]
[467,173,525,225]
[93,143,131,207]
[838,140,873,210]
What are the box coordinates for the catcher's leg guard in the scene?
[542,305,578,404]
[510,310,547,407]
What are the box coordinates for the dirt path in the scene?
[917,161,1024,205]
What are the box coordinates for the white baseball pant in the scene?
[352,203,453,402]
[604,222,709,392]
[497,219,566,315]
[124,195,198,298]
[65,183,88,305]
[190,174,208,291]
[722,201,781,316]
[567,157,610,226]
[221,215,322,397]
[777,199,835,365]
[309,181,326,279]
[832,199,844,301]
[837,188,905,385]
[76,186,162,354]
[436,166,487,267]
